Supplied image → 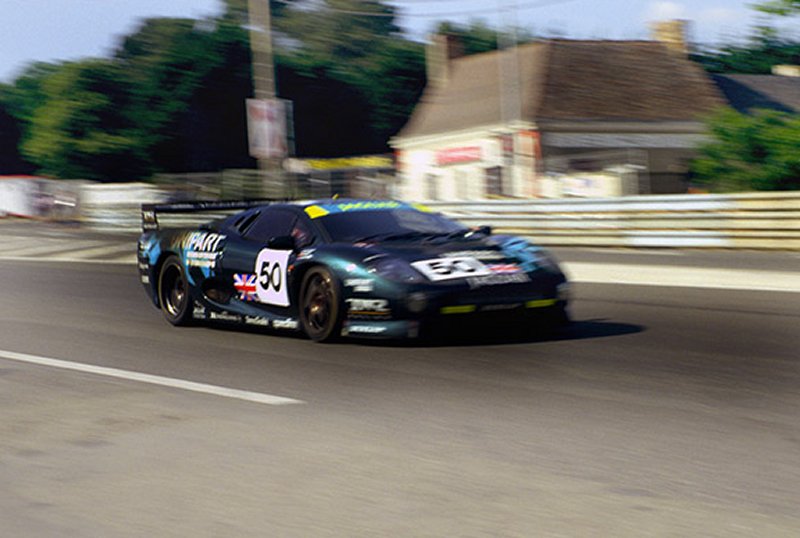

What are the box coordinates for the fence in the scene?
[6,182,799,249]
[426,192,800,249]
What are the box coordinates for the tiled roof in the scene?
[397,39,725,139]
[712,74,800,114]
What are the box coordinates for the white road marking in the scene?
[0,349,305,406]
[564,262,800,294]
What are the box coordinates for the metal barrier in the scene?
[426,192,800,249]
[61,184,800,249]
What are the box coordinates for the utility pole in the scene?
[248,0,276,99]
[247,0,282,196]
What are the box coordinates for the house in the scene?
[391,25,725,200]
[712,68,800,114]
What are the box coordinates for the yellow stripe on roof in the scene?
[304,205,329,219]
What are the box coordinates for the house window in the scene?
[426,173,439,200]
[455,169,468,199]
[485,167,502,197]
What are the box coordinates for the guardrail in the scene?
[23,183,800,249]
[426,192,800,249]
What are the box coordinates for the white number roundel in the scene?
[255,249,290,306]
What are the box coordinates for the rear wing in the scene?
[141,199,281,232]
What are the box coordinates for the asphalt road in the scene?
[1,252,799,537]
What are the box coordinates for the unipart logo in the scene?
[436,146,482,166]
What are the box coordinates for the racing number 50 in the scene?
[255,248,291,306]
[259,260,282,292]
[428,258,482,276]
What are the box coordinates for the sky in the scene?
[2,0,798,83]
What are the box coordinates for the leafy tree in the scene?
[276,0,425,154]
[0,101,33,173]
[693,26,800,74]
[756,0,800,15]
[21,60,149,180]
[692,108,800,191]
[434,21,535,56]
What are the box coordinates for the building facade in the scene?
[392,29,725,200]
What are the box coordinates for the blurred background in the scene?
[1,0,798,219]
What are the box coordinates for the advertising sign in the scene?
[247,98,289,159]
[436,146,482,166]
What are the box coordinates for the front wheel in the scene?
[158,255,193,326]
[299,267,343,342]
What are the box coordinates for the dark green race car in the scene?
[138,199,570,342]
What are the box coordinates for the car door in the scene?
[221,208,299,315]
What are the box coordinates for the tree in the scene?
[692,108,800,192]
[20,60,149,181]
[692,26,800,74]
[434,21,535,56]
[756,0,800,15]
[276,0,426,154]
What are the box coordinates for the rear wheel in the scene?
[299,267,342,342]
[158,255,193,326]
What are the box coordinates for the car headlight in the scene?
[366,256,426,283]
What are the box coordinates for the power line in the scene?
[273,0,583,18]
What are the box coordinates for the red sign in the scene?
[436,146,482,166]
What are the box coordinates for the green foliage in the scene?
[756,0,800,15]
[435,21,535,56]
[276,0,425,155]
[692,108,800,192]
[693,26,800,74]
[20,60,150,181]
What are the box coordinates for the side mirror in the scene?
[467,225,492,237]
[267,235,296,250]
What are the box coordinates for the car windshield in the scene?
[318,209,467,243]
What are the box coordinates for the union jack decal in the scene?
[487,263,523,274]
[234,273,258,301]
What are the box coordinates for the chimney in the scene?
[426,34,463,89]
[651,19,690,55]
[772,65,800,77]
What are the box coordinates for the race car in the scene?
[137,199,570,342]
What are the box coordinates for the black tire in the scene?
[157,255,193,326]
[299,266,343,342]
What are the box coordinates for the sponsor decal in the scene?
[344,278,374,293]
[346,324,388,335]
[140,274,150,284]
[209,311,240,322]
[296,248,316,260]
[445,250,505,261]
[305,200,420,219]
[272,318,299,330]
[466,272,531,289]
[244,316,270,327]
[255,248,290,306]
[411,257,492,282]
[346,298,390,317]
[181,232,225,253]
[192,302,207,318]
[178,231,226,268]
[234,273,258,301]
[137,261,149,272]
[487,263,523,274]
